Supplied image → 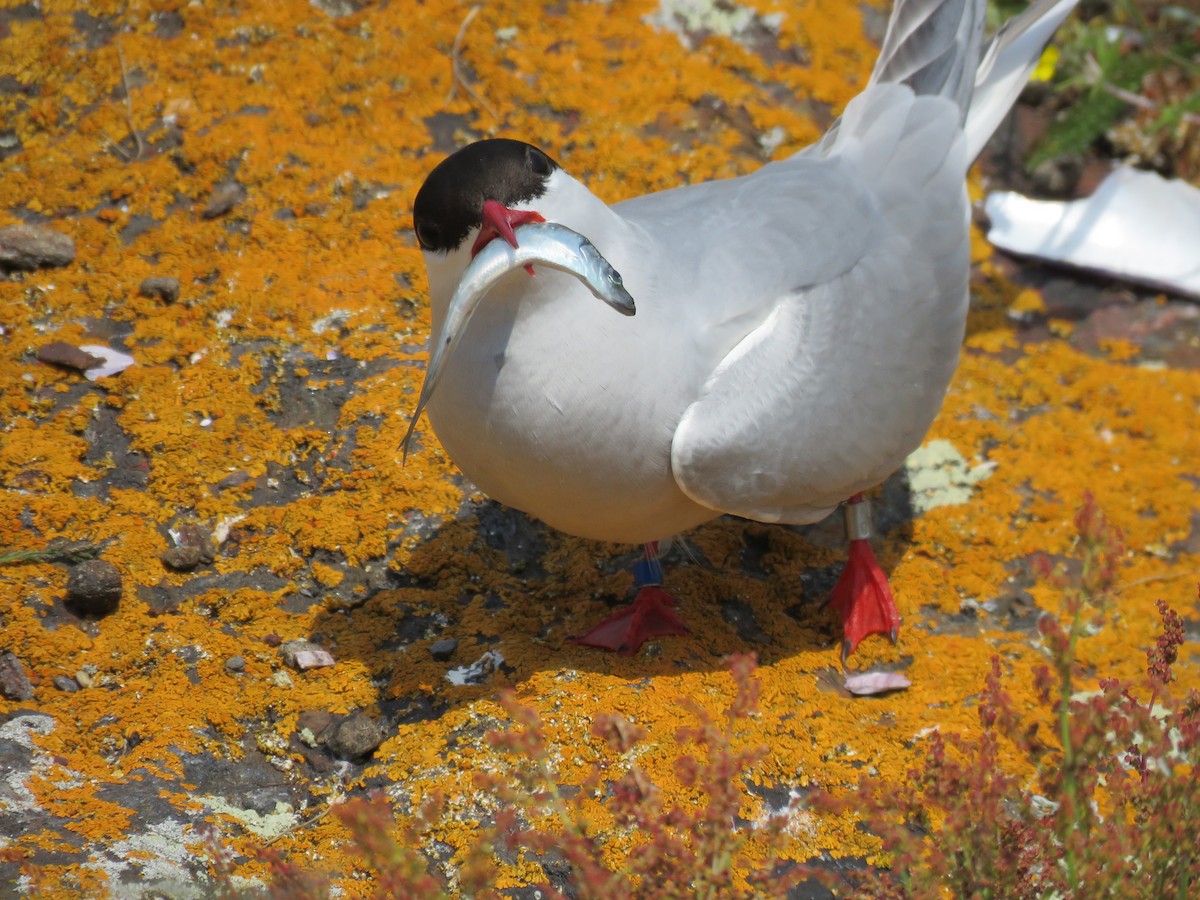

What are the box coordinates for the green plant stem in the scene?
[0,540,101,566]
[1117,0,1150,35]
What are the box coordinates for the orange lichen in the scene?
[1,0,1197,895]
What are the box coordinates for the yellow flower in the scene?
[1031,45,1061,82]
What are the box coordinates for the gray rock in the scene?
[160,544,204,570]
[53,675,80,693]
[429,637,458,661]
[0,652,34,701]
[201,182,244,219]
[66,559,122,616]
[224,656,246,673]
[138,276,181,303]
[325,712,385,761]
[161,522,216,571]
[0,224,75,271]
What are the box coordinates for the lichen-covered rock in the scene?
[138,276,181,303]
[325,712,386,761]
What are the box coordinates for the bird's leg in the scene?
[572,540,690,656]
[826,493,900,662]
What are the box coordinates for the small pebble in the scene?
[53,675,80,693]
[138,276,180,303]
[429,638,458,662]
[0,652,35,701]
[0,224,75,271]
[177,522,215,560]
[325,712,386,761]
[225,655,246,673]
[161,520,217,572]
[66,559,122,617]
[279,639,335,671]
[73,670,94,689]
[202,182,244,219]
[214,470,252,491]
[161,544,204,570]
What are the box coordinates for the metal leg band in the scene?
[843,497,873,542]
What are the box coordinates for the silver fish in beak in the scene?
[401,222,636,461]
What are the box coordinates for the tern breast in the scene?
[424,261,723,544]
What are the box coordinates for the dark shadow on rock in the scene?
[306,462,917,707]
[287,466,920,894]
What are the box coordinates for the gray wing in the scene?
[614,154,880,324]
[670,84,971,523]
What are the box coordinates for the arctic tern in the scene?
[408,0,1080,658]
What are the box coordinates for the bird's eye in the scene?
[527,147,552,177]
[414,219,438,249]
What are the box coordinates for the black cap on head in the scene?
[412,139,559,253]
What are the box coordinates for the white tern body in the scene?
[418,0,1078,546]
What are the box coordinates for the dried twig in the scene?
[100,129,132,161]
[116,40,146,161]
[1085,52,1200,128]
[1097,79,1200,127]
[1110,569,1200,596]
[446,5,498,118]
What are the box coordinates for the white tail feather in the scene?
[867,0,1078,160]
[964,0,1079,161]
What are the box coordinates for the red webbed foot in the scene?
[827,495,900,662]
[572,585,689,656]
[573,541,689,655]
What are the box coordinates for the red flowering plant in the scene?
[805,495,1199,898]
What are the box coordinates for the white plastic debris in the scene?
[985,165,1200,299]
[446,649,504,686]
[78,344,136,380]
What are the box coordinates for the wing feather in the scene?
[671,91,971,522]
